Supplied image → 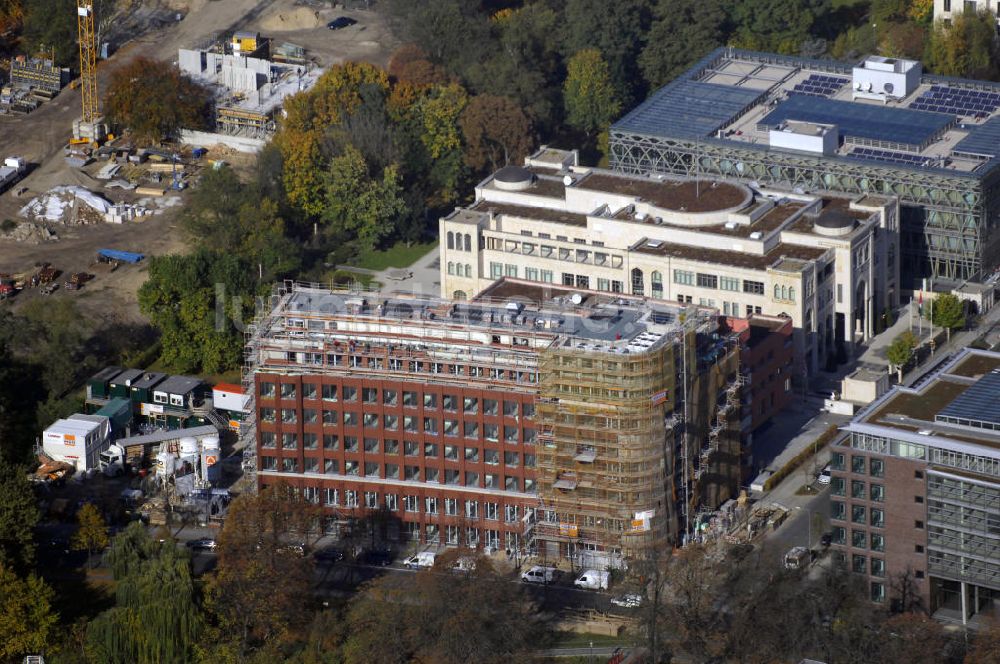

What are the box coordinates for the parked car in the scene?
[610,593,643,608]
[521,565,558,584]
[783,546,811,570]
[817,465,832,485]
[186,538,217,551]
[313,546,344,563]
[359,547,394,566]
[327,16,357,30]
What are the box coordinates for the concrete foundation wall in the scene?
[179,130,265,154]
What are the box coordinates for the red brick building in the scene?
[246,281,793,563]
[833,348,1000,621]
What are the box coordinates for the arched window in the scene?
[447,232,454,250]
[464,234,472,251]
[447,262,454,275]
[774,284,781,299]
[631,268,644,296]
[453,290,467,301]
[789,287,795,303]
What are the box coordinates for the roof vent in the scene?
[646,240,663,249]
[749,231,763,240]
[724,221,738,230]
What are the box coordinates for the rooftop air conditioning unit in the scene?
[749,231,763,240]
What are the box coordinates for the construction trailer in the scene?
[86,366,123,400]
[42,414,111,472]
[212,383,247,430]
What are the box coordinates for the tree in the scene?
[966,618,1000,664]
[181,166,300,279]
[321,145,408,251]
[104,56,212,143]
[342,553,542,663]
[0,564,58,661]
[85,523,202,664]
[559,0,653,107]
[886,330,918,382]
[929,293,966,341]
[388,44,450,86]
[72,503,109,567]
[730,0,828,54]
[926,11,1000,80]
[879,613,948,664]
[137,249,257,373]
[639,0,727,89]
[564,49,622,137]
[382,0,490,79]
[460,95,534,172]
[203,483,322,656]
[0,460,39,572]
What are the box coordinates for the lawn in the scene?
[354,241,437,271]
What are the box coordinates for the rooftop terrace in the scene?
[268,281,718,356]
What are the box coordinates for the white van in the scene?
[403,551,436,569]
[520,565,557,584]
[573,569,610,590]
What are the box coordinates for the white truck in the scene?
[573,569,610,590]
[0,156,26,193]
[403,551,436,569]
[99,444,127,477]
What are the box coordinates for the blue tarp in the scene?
[98,248,145,263]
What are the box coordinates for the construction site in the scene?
[179,30,321,139]
[239,279,771,566]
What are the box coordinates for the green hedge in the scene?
[762,424,842,492]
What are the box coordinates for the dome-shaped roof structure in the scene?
[814,210,856,237]
[493,165,535,191]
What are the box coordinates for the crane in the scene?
[76,0,99,124]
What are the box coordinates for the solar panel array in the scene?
[954,116,1000,158]
[790,74,849,98]
[613,79,766,139]
[911,85,1000,117]
[848,147,935,167]
[761,95,955,150]
[937,370,1000,428]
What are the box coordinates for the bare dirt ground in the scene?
[0,0,397,321]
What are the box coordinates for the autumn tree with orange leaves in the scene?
[104,56,211,144]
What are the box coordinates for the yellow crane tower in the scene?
[74,0,102,139]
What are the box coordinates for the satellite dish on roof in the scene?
[563,174,574,186]
[865,82,873,92]
[571,293,583,305]
[884,82,894,95]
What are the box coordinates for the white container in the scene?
[178,436,198,458]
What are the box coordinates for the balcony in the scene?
[553,473,578,491]
[574,447,597,463]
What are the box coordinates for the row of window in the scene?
[830,452,885,478]
[261,433,537,463]
[487,237,623,268]
[446,231,473,252]
[831,526,886,552]
[831,501,886,528]
[260,412,537,442]
[447,262,473,277]
[263,457,532,490]
[260,384,535,416]
[830,478,885,502]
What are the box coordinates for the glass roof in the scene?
[954,117,1000,158]
[613,80,765,140]
[937,370,1000,428]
